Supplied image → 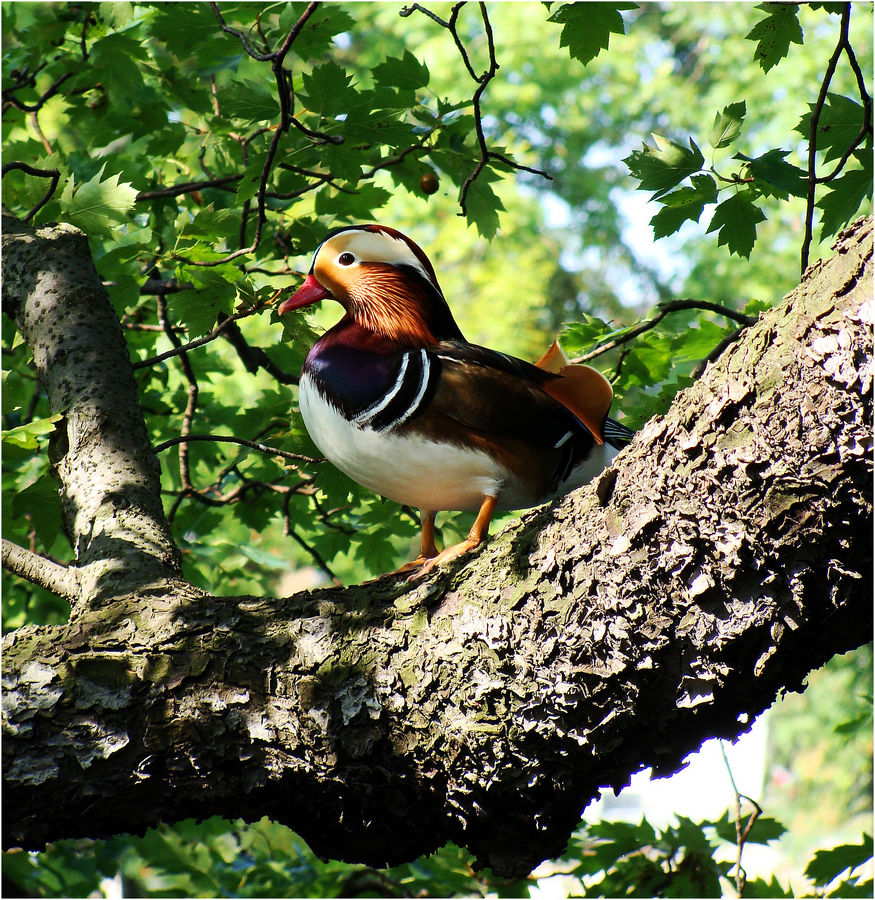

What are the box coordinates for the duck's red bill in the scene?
[278,274,330,314]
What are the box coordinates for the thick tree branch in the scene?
[1,539,80,603]
[1,215,183,604]
[2,218,872,879]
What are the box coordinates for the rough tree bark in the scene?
[2,214,872,877]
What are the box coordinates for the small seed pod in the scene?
[420,172,439,195]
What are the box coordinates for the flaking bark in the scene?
[2,216,872,877]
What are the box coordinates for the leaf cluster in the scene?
[624,3,872,260]
[5,809,872,898]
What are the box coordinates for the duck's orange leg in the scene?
[386,510,439,576]
[411,495,498,579]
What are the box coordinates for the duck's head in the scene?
[278,224,465,346]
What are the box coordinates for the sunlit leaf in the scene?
[58,164,139,238]
[624,135,705,199]
[548,2,637,66]
[709,101,747,149]
[705,192,767,258]
[746,2,803,72]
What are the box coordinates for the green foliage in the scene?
[764,645,873,859]
[804,834,873,894]
[2,820,531,899]
[57,164,140,238]
[624,4,871,259]
[10,809,867,898]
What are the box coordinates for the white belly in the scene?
[299,374,516,512]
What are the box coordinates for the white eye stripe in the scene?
[320,230,433,285]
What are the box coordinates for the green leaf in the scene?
[735,148,807,199]
[168,265,240,336]
[624,135,705,199]
[711,810,788,846]
[807,1,847,11]
[315,182,391,219]
[745,3,803,72]
[12,473,64,548]
[373,50,430,91]
[298,61,357,118]
[706,192,767,258]
[805,834,873,886]
[796,93,870,163]
[709,101,747,149]
[58,164,139,238]
[650,174,717,238]
[817,152,873,241]
[2,414,62,450]
[463,177,504,240]
[547,2,637,66]
[217,79,278,123]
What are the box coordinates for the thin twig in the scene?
[217,315,300,384]
[399,3,451,29]
[691,327,746,379]
[183,2,329,268]
[2,71,72,113]
[282,493,343,586]
[570,299,757,363]
[131,300,268,370]
[720,741,763,897]
[1,162,61,223]
[136,174,243,202]
[157,296,199,490]
[138,277,193,296]
[400,1,550,216]
[153,433,324,465]
[801,3,857,274]
[29,111,54,154]
[814,24,872,186]
[209,1,274,60]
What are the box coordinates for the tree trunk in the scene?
[2,216,872,877]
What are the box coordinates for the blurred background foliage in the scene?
[2,0,871,896]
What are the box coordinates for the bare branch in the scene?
[2,71,72,113]
[153,433,324,465]
[400,1,550,216]
[131,299,270,370]
[570,299,757,363]
[800,4,871,272]
[156,296,199,491]
[136,174,243,202]
[209,1,274,60]
[282,493,344,587]
[720,742,763,897]
[1,162,61,223]
[2,539,79,603]
[217,316,300,384]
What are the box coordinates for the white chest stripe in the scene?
[395,350,431,428]
[352,352,411,426]
[352,349,431,431]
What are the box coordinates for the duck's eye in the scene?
[338,252,355,266]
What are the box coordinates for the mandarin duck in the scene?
[278,224,633,577]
